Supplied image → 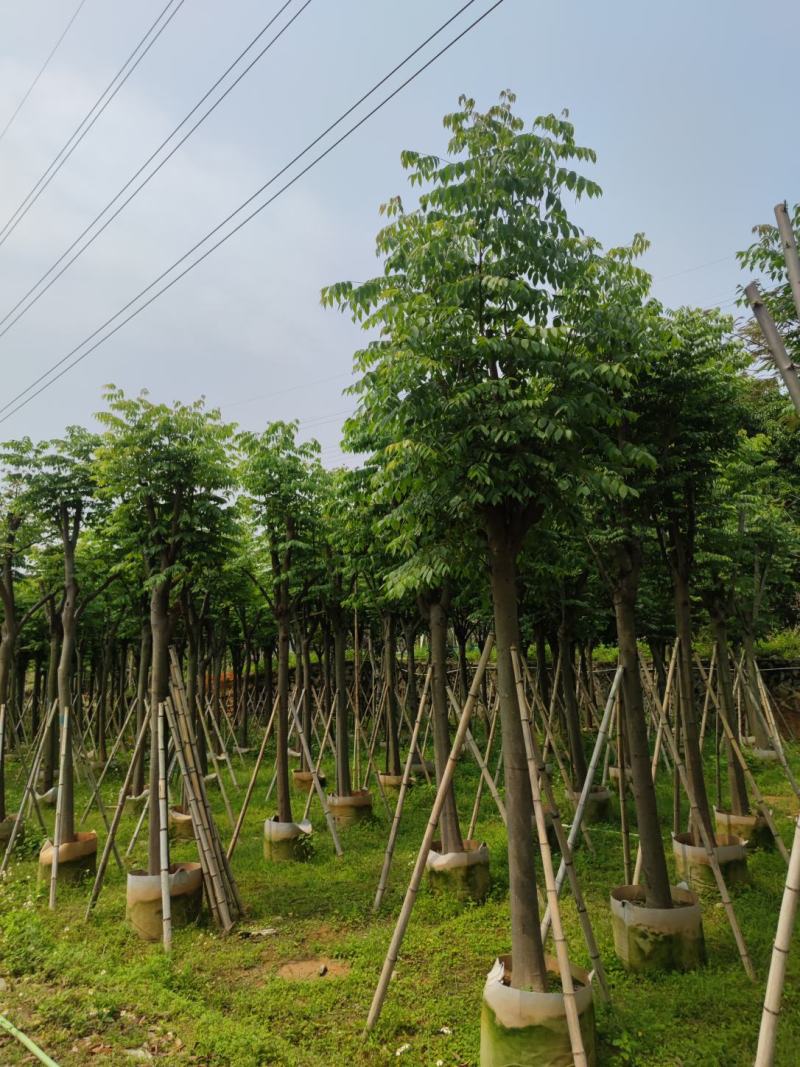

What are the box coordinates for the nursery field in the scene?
[1,732,799,1067]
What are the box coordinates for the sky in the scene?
[0,0,797,466]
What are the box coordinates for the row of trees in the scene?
[1,94,798,993]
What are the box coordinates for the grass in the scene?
[1,723,800,1066]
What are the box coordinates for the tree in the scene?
[95,389,235,874]
[239,421,321,824]
[324,94,637,990]
[640,308,746,842]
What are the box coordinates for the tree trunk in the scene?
[428,597,464,854]
[0,636,12,822]
[275,614,292,822]
[559,618,587,791]
[57,541,78,845]
[534,625,550,711]
[131,621,151,796]
[42,621,60,791]
[486,509,547,992]
[709,609,750,815]
[300,632,313,772]
[612,540,672,908]
[148,581,171,875]
[403,622,418,720]
[672,566,714,844]
[383,614,401,777]
[742,632,771,749]
[333,619,351,797]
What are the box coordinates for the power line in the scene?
[0,0,186,250]
[654,254,733,282]
[0,0,501,425]
[0,0,90,146]
[221,371,350,409]
[0,0,313,343]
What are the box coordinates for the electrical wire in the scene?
[0,0,90,146]
[0,0,313,342]
[0,0,502,425]
[0,0,185,250]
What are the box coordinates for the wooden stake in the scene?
[49,706,70,910]
[226,693,279,860]
[541,666,623,938]
[642,658,756,981]
[157,703,172,953]
[446,686,506,826]
[289,701,343,857]
[364,636,493,1034]
[85,713,151,916]
[373,668,432,913]
[746,280,800,415]
[754,814,800,1066]
[512,649,610,1005]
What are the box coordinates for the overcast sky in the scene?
[0,0,797,464]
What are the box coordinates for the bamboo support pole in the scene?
[467,700,499,839]
[512,648,610,1005]
[512,653,588,1066]
[164,698,231,931]
[302,698,337,822]
[197,700,236,827]
[446,686,506,826]
[643,661,756,981]
[632,646,679,885]
[694,655,789,865]
[157,704,172,953]
[1,700,58,874]
[72,729,123,872]
[226,693,279,860]
[171,682,243,919]
[746,280,800,415]
[364,635,494,1034]
[80,698,137,823]
[373,669,432,914]
[615,691,632,885]
[85,714,151,916]
[541,666,623,940]
[698,645,717,747]
[289,701,343,857]
[49,706,70,910]
[754,814,800,1067]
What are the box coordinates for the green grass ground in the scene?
[1,726,799,1066]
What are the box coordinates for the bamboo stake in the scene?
[164,698,230,931]
[364,635,493,1034]
[642,663,756,981]
[512,653,588,1066]
[48,706,70,910]
[512,649,610,1005]
[157,704,172,953]
[302,698,336,822]
[698,645,717,747]
[1,701,58,873]
[373,668,432,913]
[541,666,623,940]
[467,700,499,839]
[85,713,151,916]
[615,691,632,885]
[226,693,279,860]
[196,699,235,827]
[289,701,343,857]
[79,697,137,823]
[754,814,800,1066]
[446,686,506,826]
[694,655,789,865]
[746,280,800,415]
[775,200,800,324]
[734,657,800,800]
